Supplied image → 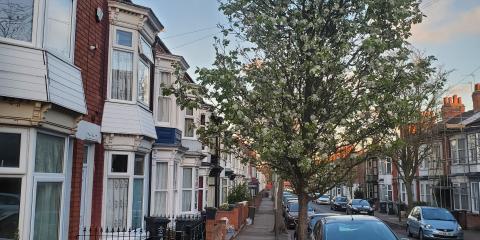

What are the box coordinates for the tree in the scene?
[166,1,432,239]
[380,53,447,213]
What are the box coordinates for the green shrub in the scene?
[227,182,251,204]
[219,203,232,211]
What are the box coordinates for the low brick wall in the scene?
[466,213,480,230]
[206,218,227,240]
[216,203,250,231]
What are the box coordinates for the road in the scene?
[288,202,409,239]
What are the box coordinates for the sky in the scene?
[136,0,480,109]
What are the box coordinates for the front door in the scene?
[79,144,94,231]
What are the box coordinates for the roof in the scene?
[323,215,379,223]
[446,110,476,124]
[110,0,164,31]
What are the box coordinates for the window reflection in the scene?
[0,0,33,42]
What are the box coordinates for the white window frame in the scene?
[0,0,40,47]
[181,167,195,212]
[30,130,71,240]
[108,26,138,104]
[151,161,168,216]
[0,127,29,239]
[183,108,195,139]
[79,144,94,230]
[471,182,479,214]
[103,151,148,229]
[451,139,458,164]
[137,58,151,108]
[42,0,77,62]
[154,70,174,126]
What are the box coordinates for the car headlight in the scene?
[424,224,433,229]
[457,225,462,231]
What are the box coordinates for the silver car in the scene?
[406,206,463,240]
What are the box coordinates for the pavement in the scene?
[235,197,289,240]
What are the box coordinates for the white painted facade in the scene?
[100,0,162,230]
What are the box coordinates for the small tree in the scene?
[381,53,447,213]
[166,1,433,239]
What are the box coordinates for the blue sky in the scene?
[136,0,480,109]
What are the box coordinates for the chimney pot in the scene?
[458,97,462,104]
[475,83,480,91]
[473,83,480,112]
[453,95,458,104]
[443,97,448,105]
[449,97,453,104]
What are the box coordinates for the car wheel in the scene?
[406,225,412,237]
[419,229,424,240]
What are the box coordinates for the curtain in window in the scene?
[156,163,167,189]
[461,183,469,210]
[111,50,133,101]
[106,178,128,229]
[184,119,194,137]
[33,182,62,240]
[160,72,171,86]
[157,97,170,122]
[458,139,466,164]
[183,168,192,188]
[132,179,143,228]
[35,133,64,173]
[182,190,192,211]
[472,183,479,212]
[154,192,167,216]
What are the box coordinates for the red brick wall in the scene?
[69,0,109,238]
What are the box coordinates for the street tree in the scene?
[380,53,447,213]
[166,1,433,239]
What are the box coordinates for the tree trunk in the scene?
[273,177,287,234]
[297,192,309,240]
[405,178,414,213]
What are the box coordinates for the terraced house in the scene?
[0,0,265,239]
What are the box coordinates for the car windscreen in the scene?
[320,195,329,198]
[422,208,455,221]
[325,220,397,240]
[336,197,347,202]
[352,199,370,206]
[288,204,299,212]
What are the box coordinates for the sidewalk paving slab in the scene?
[235,197,289,240]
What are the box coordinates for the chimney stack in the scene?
[441,94,465,120]
[473,83,480,112]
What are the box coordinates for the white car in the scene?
[316,195,331,205]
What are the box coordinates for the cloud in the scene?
[410,1,480,44]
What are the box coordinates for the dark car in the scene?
[406,206,463,240]
[346,199,374,215]
[284,202,315,229]
[293,213,340,240]
[330,196,348,211]
[311,215,408,240]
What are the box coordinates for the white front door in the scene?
[79,144,94,230]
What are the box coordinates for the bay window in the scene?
[153,162,167,216]
[468,134,476,163]
[32,132,69,240]
[157,72,172,123]
[105,152,147,229]
[453,183,469,210]
[44,0,74,60]
[111,49,133,101]
[472,182,479,213]
[451,139,458,164]
[184,108,195,138]
[137,60,150,106]
[0,0,34,42]
[182,168,193,212]
[222,179,228,203]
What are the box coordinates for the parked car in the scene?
[346,199,374,215]
[406,206,464,240]
[293,213,339,240]
[311,215,408,240]
[284,201,315,229]
[330,196,348,211]
[315,195,331,205]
